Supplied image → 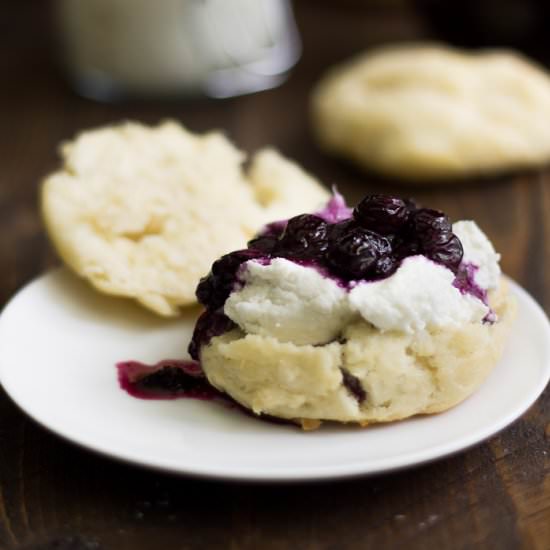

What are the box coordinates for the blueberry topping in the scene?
[403,197,418,211]
[211,249,259,277]
[192,193,468,359]
[136,366,201,392]
[196,249,261,310]
[275,214,329,259]
[188,310,236,360]
[315,190,354,223]
[197,195,463,298]
[327,227,391,279]
[393,234,422,260]
[423,233,463,273]
[247,234,278,253]
[328,219,359,244]
[261,219,287,238]
[354,195,411,235]
[374,255,398,278]
[413,208,452,237]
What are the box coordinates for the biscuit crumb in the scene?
[300,419,322,431]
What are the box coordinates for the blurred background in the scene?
[1,3,550,550]
[2,0,549,300]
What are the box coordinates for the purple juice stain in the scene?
[116,359,222,401]
[453,263,487,303]
[116,359,297,427]
[453,262,496,323]
[262,189,353,233]
[315,188,354,223]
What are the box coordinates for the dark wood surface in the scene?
[1,2,549,549]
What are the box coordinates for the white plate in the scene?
[0,269,549,481]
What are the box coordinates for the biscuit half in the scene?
[41,121,329,315]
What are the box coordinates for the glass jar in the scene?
[55,0,301,100]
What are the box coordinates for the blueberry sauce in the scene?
[188,310,235,361]
[189,192,493,357]
[117,359,296,426]
[453,262,488,304]
[453,262,496,323]
[327,227,392,280]
[116,359,222,400]
[195,249,263,312]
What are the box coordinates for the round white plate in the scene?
[0,269,549,481]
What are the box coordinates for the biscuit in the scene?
[200,281,515,426]
[312,44,550,181]
[42,121,329,316]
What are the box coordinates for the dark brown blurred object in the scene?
[418,0,550,63]
[1,2,550,550]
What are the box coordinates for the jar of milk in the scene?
[55,0,301,100]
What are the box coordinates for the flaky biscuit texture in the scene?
[42,121,329,315]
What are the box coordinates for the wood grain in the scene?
[0,2,549,549]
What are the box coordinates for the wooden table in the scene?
[1,2,549,549]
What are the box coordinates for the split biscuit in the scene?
[42,121,329,315]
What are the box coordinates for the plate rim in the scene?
[0,270,549,482]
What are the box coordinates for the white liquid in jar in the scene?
[56,0,300,99]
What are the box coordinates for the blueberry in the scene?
[374,255,398,278]
[195,277,217,309]
[413,208,452,237]
[196,249,260,310]
[423,234,463,273]
[275,214,329,260]
[328,219,358,244]
[327,227,391,279]
[354,195,410,235]
[188,311,235,360]
[392,232,422,260]
[137,366,193,392]
[261,220,287,238]
[211,249,259,276]
[247,234,278,253]
[341,368,367,404]
[404,197,418,212]
[407,208,463,271]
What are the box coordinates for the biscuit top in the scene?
[41,121,329,316]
